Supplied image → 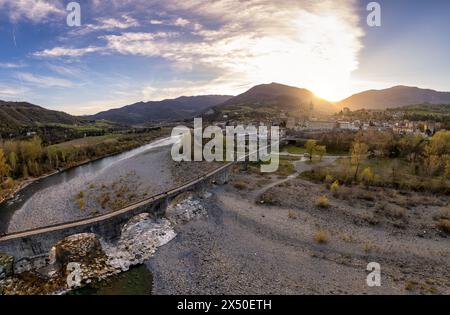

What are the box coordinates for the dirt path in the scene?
[252,156,338,198]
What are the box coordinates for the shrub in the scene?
[363,242,374,253]
[77,198,85,209]
[340,233,352,242]
[439,206,450,219]
[325,174,334,185]
[288,211,297,220]
[330,180,340,197]
[437,219,450,234]
[233,181,247,190]
[405,281,417,291]
[386,204,407,219]
[260,191,276,205]
[1,177,15,189]
[314,229,329,244]
[361,167,375,185]
[315,195,330,208]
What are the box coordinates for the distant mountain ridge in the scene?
[2,84,449,134]
[340,86,450,110]
[87,95,233,125]
[0,100,81,134]
[207,83,338,121]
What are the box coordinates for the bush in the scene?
[437,219,450,234]
[325,174,334,184]
[288,211,297,219]
[1,177,15,189]
[330,180,339,197]
[315,195,330,208]
[314,229,329,244]
[386,204,407,219]
[361,167,375,185]
[439,206,449,219]
[233,181,247,190]
[77,198,85,209]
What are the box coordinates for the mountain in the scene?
[0,101,81,134]
[340,86,450,110]
[88,95,233,125]
[208,83,337,121]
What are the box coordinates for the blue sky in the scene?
[0,0,449,115]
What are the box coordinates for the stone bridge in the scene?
[0,163,234,275]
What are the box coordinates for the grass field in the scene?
[49,134,120,150]
[281,144,307,155]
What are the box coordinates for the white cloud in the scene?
[0,62,24,69]
[30,0,365,101]
[33,46,103,58]
[70,15,140,36]
[0,84,28,97]
[16,72,75,88]
[173,17,190,27]
[0,0,64,22]
[150,19,164,25]
[97,0,364,100]
[47,64,82,76]
[94,15,140,30]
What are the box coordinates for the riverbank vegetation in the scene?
[0,128,169,203]
[301,130,450,193]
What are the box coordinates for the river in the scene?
[0,135,182,234]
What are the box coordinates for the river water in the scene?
[0,136,181,234]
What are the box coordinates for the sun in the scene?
[308,83,350,103]
[230,11,359,104]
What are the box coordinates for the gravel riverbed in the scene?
[6,140,221,233]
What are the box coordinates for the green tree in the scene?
[316,145,326,161]
[305,140,317,161]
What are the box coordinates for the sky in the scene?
[0,0,449,115]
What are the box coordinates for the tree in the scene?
[427,130,450,155]
[0,149,11,182]
[444,155,450,179]
[316,145,326,161]
[8,151,18,175]
[398,134,424,163]
[423,131,450,176]
[47,146,59,169]
[305,140,317,161]
[351,141,369,181]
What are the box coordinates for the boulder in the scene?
[0,253,14,280]
[54,233,106,267]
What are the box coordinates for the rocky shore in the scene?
[0,192,209,295]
